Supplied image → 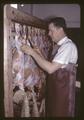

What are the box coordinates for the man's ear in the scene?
[60,27,63,31]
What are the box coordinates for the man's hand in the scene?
[21,44,44,58]
[20,44,34,55]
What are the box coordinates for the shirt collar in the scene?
[57,36,69,46]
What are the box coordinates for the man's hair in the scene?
[48,17,67,33]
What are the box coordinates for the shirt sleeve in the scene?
[52,43,72,64]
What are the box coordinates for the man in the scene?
[21,17,78,117]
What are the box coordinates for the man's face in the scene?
[48,23,61,43]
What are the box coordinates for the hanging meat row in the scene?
[10,21,51,117]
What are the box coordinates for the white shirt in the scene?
[52,36,78,68]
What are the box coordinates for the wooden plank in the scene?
[5,4,47,29]
[4,5,14,117]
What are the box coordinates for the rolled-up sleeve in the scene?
[52,43,73,64]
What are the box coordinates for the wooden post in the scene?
[4,5,14,117]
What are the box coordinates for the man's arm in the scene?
[21,45,63,74]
